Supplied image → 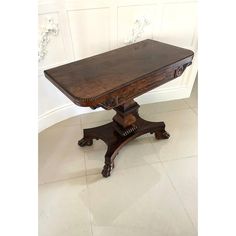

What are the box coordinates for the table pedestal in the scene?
[78,100,170,177]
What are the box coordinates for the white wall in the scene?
[38,0,198,132]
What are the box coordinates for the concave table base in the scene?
[78,101,170,177]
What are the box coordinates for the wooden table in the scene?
[44,39,194,177]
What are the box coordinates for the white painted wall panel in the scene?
[158,2,197,49]
[68,8,111,60]
[38,75,71,116]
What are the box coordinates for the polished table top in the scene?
[44,39,194,109]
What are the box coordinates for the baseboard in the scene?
[38,85,191,133]
[38,103,104,133]
[136,86,191,104]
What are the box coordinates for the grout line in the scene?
[39,154,197,186]
[81,119,111,129]
[45,123,82,131]
[83,149,91,179]
[84,153,94,236]
[160,160,197,230]
[39,153,197,186]
[83,136,161,177]
[139,109,194,125]
[148,134,198,163]
[38,173,86,186]
[182,101,197,116]
[183,99,193,109]
[83,153,197,179]
[140,107,189,119]
[84,161,161,178]
[79,112,83,128]
[159,155,197,163]
[190,106,198,116]
[84,151,161,175]
[184,92,198,111]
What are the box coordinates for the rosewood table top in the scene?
[44,39,194,109]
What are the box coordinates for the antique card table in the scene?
[44,39,194,177]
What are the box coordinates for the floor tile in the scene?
[39,177,92,236]
[38,125,85,184]
[87,164,196,236]
[163,157,198,228]
[139,99,188,119]
[148,109,197,161]
[84,137,160,176]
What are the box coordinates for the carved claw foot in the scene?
[155,130,170,140]
[78,138,93,147]
[101,162,114,178]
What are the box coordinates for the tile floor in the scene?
[39,81,198,236]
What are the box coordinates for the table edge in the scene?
[44,53,194,107]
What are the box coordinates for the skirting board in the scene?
[38,85,192,133]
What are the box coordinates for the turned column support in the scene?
[112,100,140,137]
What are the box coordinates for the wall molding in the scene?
[39,102,96,132]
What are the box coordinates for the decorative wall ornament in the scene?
[124,16,150,45]
[38,18,59,62]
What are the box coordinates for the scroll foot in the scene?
[78,138,93,147]
[101,163,114,178]
[155,130,170,140]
